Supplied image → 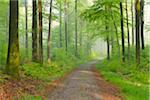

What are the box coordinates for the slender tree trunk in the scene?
[32,0,38,62]
[25,0,28,58]
[79,20,83,47]
[114,22,121,59]
[64,0,68,53]
[105,24,110,60]
[120,0,125,62]
[79,20,83,57]
[110,11,120,59]
[131,0,134,45]
[107,36,110,60]
[47,0,53,62]
[6,0,19,78]
[86,33,90,56]
[75,0,78,56]
[67,2,70,46]
[59,0,62,48]
[111,32,114,55]
[126,0,130,62]
[140,0,144,50]
[38,0,43,64]
[135,0,140,65]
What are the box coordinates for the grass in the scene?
[96,46,149,100]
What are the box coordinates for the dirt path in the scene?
[47,61,122,100]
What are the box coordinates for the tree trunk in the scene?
[110,10,120,59]
[67,2,70,46]
[107,36,110,60]
[59,0,62,48]
[32,0,38,62]
[79,20,83,47]
[114,22,121,59]
[111,28,114,55]
[135,0,140,65]
[105,24,110,60]
[131,0,134,45]
[75,0,78,56]
[64,0,68,53]
[38,0,43,64]
[125,0,130,62]
[47,0,53,62]
[25,0,28,58]
[120,0,125,62]
[6,0,20,78]
[140,0,144,50]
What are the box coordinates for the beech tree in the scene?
[6,0,20,78]
[120,0,125,62]
[75,0,78,56]
[25,0,28,57]
[64,0,68,53]
[125,0,130,61]
[140,0,144,49]
[47,0,53,62]
[131,0,134,45]
[38,0,43,64]
[59,0,62,48]
[32,0,38,62]
[135,0,141,65]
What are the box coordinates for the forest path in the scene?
[47,61,121,100]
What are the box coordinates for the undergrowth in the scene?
[0,48,88,99]
[96,46,149,100]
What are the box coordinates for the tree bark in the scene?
[32,0,38,62]
[140,0,144,50]
[59,0,62,48]
[25,0,28,58]
[105,23,110,60]
[38,0,43,64]
[120,0,125,62]
[110,10,120,59]
[75,0,78,56]
[125,0,130,61]
[135,0,140,65]
[131,0,134,45]
[64,0,68,53]
[107,36,110,60]
[47,0,53,62]
[79,20,83,47]
[6,0,20,78]
[67,2,70,46]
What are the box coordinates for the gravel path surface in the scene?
[47,61,121,100]
[48,61,102,100]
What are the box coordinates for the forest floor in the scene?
[0,61,123,100]
[45,61,122,100]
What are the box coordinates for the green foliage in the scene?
[52,48,77,66]
[0,70,10,83]
[21,49,85,82]
[96,46,149,100]
[22,63,51,81]
[19,94,41,100]
[22,62,72,82]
